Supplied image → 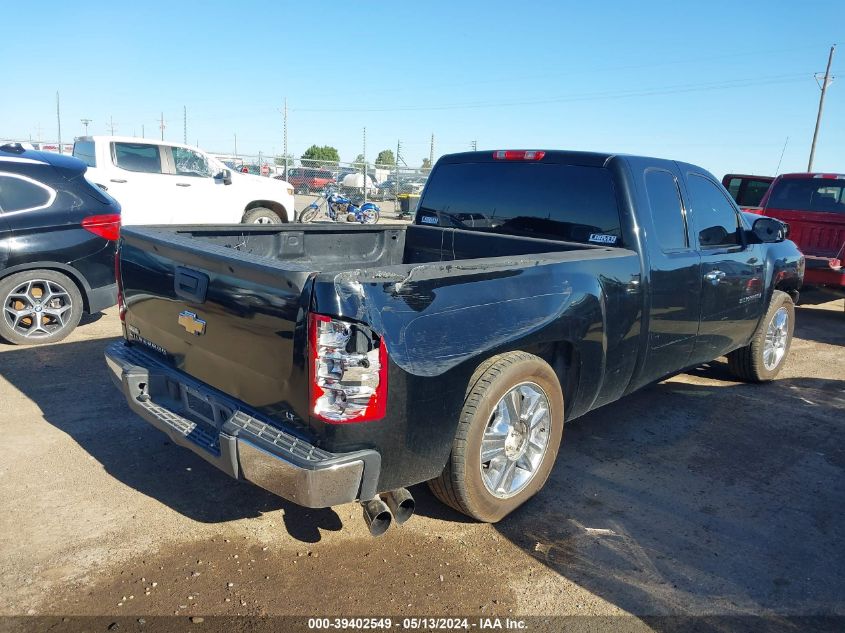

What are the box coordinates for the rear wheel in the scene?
[243,207,282,224]
[0,270,83,345]
[428,351,564,522]
[727,290,795,382]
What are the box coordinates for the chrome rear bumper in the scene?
[104,341,380,507]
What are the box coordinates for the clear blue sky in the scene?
[1,1,842,177]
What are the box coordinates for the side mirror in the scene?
[215,169,232,185]
[752,216,787,243]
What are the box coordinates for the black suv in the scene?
[0,144,121,344]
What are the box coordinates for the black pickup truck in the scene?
[105,150,803,535]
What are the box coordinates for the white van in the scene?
[74,137,295,225]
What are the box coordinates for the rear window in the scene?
[112,142,163,174]
[72,140,96,167]
[726,177,772,207]
[417,162,622,245]
[768,178,845,213]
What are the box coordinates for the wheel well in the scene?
[244,200,290,222]
[522,341,580,418]
[0,265,91,313]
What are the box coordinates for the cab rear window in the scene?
[416,162,621,245]
[768,178,845,214]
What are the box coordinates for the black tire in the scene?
[0,269,84,345]
[727,290,795,382]
[428,351,565,522]
[298,206,319,223]
[242,207,283,224]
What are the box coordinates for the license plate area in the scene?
[178,385,233,456]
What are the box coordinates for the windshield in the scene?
[416,162,622,245]
[767,178,845,214]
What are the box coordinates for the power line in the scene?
[292,72,811,113]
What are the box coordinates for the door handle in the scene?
[109,179,127,183]
[704,270,726,285]
[176,183,192,187]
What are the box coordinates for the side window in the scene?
[726,177,742,202]
[172,147,211,177]
[112,142,163,174]
[72,140,96,167]
[687,174,742,248]
[644,169,688,250]
[0,174,53,212]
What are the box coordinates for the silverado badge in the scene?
[178,310,206,336]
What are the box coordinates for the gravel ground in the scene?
[0,290,842,627]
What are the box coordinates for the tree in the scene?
[376,149,395,166]
[421,157,432,172]
[353,153,365,165]
[274,153,294,166]
[300,145,340,165]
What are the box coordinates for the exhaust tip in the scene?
[382,488,415,526]
[361,498,392,537]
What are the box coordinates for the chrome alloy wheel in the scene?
[252,215,277,224]
[763,306,789,371]
[480,382,552,498]
[3,279,73,339]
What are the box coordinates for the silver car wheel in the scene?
[480,382,552,499]
[3,279,74,339]
[763,306,789,370]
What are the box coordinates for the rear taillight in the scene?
[492,150,546,161]
[115,250,125,322]
[82,213,121,241]
[309,313,387,424]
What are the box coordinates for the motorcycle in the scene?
[298,186,380,224]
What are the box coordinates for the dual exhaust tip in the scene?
[361,488,415,537]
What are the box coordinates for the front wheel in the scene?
[0,270,84,345]
[298,206,319,223]
[243,207,282,224]
[727,290,795,382]
[428,351,564,522]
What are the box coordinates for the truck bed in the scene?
[118,223,640,488]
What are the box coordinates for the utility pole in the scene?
[80,118,92,135]
[34,123,43,143]
[395,139,401,202]
[808,45,836,172]
[471,140,477,151]
[56,92,62,153]
[234,133,238,157]
[183,105,187,144]
[283,97,288,177]
[141,123,145,138]
[159,112,166,141]
[362,126,367,202]
[429,133,434,168]
[108,116,117,136]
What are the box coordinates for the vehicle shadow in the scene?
[481,370,845,625]
[0,337,342,543]
[794,294,845,346]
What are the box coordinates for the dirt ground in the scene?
[0,291,842,630]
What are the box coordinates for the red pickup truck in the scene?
[722,173,774,211]
[757,173,845,296]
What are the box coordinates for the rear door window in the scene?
[0,174,54,212]
[417,162,622,244]
[112,142,163,173]
[645,169,688,251]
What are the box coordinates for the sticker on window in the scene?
[588,233,618,245]
[420,215,439,225]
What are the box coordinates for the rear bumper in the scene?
[86,282,117,313]
[104,341,380,507]
[804,256,845,288]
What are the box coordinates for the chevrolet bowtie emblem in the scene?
[178,310,206,336]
